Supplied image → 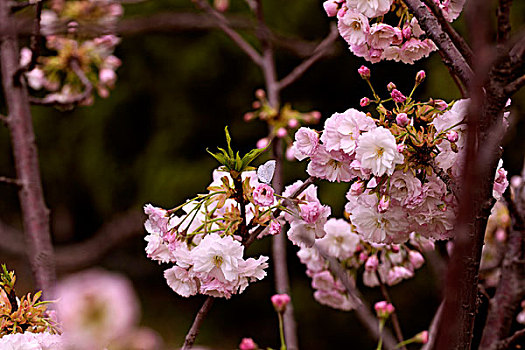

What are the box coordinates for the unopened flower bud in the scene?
[495,228,506,242]
[446,130,459,142]
[378,195,390,213]
[252,101,261,109]
[288,118,299,128]
[511,175,522,188]
[311,111,322,122]
[408,250,425,269]
[271,294,291,313]
[239,338,257,350]
[374,301,395,318]
[323,0,339,17]
[359,252,368,262]
[360,97,370,107]
[255,89,265,100]
[402,25,412,39]
[358,65,370,79]
[434,99,448,111]
[387,82,396,91]
[365,255,379,271]
[415,70,426,84]
[243,112,254,122]
[350,181,365,196]
[214,0,229,12]
[256,138,269,149]
[414,331,429,344]
[276,127,288,138]
[397,144,405,153]
[285,146,295,161]
[396,113,409,127]
[391,89,406,103]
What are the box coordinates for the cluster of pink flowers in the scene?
[0,331,63,349]
[144,170,276,298]
[322,0,465,63]
[22,0,123,105]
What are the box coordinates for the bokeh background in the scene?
[1,0,525,348]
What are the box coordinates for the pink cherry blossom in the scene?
[253,183,275,206]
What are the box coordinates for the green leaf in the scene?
[224,126,234,158]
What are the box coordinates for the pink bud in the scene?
[495,228,506,242]
[255,89,265,99]
[285,146,295,161]
[358,65,370,79]
[350,181,365,196]
[511,175,522,188]
[287,118,299,128]
[256,138,269,149]
[276,127,288,138]
[365,255,379,271]
[311,111,322,122]
[414,331,429,344]
[214,0,229,12]
[446,130,459,142]
[416,70,426,84]
[374,301,395,318]
[434,99,448,110]
[323,0,339,17]
[402,25,412,39]
[387,82,396,91]
[377,195,390,213]
[396,113,409,127]
[408,250,425,269]
[397,144,405,153]
[252,101,261,109]
[390,244,400,253]
[391,89,406,103]
[244,112,254,122]
[239,338,257,350]
[359,252,368,262]
[360,97,370,107]
[271,294,291,313]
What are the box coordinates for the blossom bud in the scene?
[311,111,322,122]
[99,68,117,86]
[396,113,409,127]
[239,338,257,350]
[408,250,425,269]
[390,244,400,253]
[402,25,412,39]
[387,266,413,285]
[397,144,405,153]
[387,82,396,91]
[255,89,265,100]
[359,252,368,262]
[377,195,390,213]
[358,65,370,79]
[287,118,299,128]
[271,294,291,313]
[374,301,395,318]
[337,7,346,17]
[434,99,448,110]
[285,146,295,161]
[495,228,506,242]
[20,47,32,67]
[244,112,254,122]
[256,138,269,149]
[360,97,370,107]
[323,0,339,17]
[350,181,365,196]
[415,70,426,84]
[276,127,288,138]
[446,130,459,142]
[511,175,522,188]
[391,89,406,103]
[214,0,229,12]
[252,101,261,109]
[414,331,429,344]
[365,255,379,271]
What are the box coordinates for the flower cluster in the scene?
[23,0,123,106]
[144,169,277,299]
[0,331,62,349]
[323,0,465,63]
[244,89,322,160]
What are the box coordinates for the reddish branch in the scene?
[182,296,215,350]
[404,0,473,87]
[0,0,56,299]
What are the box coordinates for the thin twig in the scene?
[192,0,262,66]
[0,176,22,186]
[496,329,525,350]
[28,59,93,107]
[422,0,473,65]
[497,0,513,48]
[376,272,407,349]
[278,23,339,90]
[181,296,215,350]
[504,74,525,96]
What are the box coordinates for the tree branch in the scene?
[192,0,262,66]
[497,0,512,47]
[0,176,22,186]
[181,296,215,350]
[278,23,339,91]
[0,0,56,299]
[496,329,525,350]
[377,272,407,349]
[404,0,473,87]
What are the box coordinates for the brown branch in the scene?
[404,0,473,87]
[421,302,444,350]
[421,0,473,65]
[496,329,525,350]
[192,0,262,66]
[377,272,407,349]
[497,0,512,47]
[278,23,339,91]
[0,0,56,299]
[0,176,22,186]
[28,59,93,107]
[181,296,215,350]
[504,74,525,96]
[479,183,525,350]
